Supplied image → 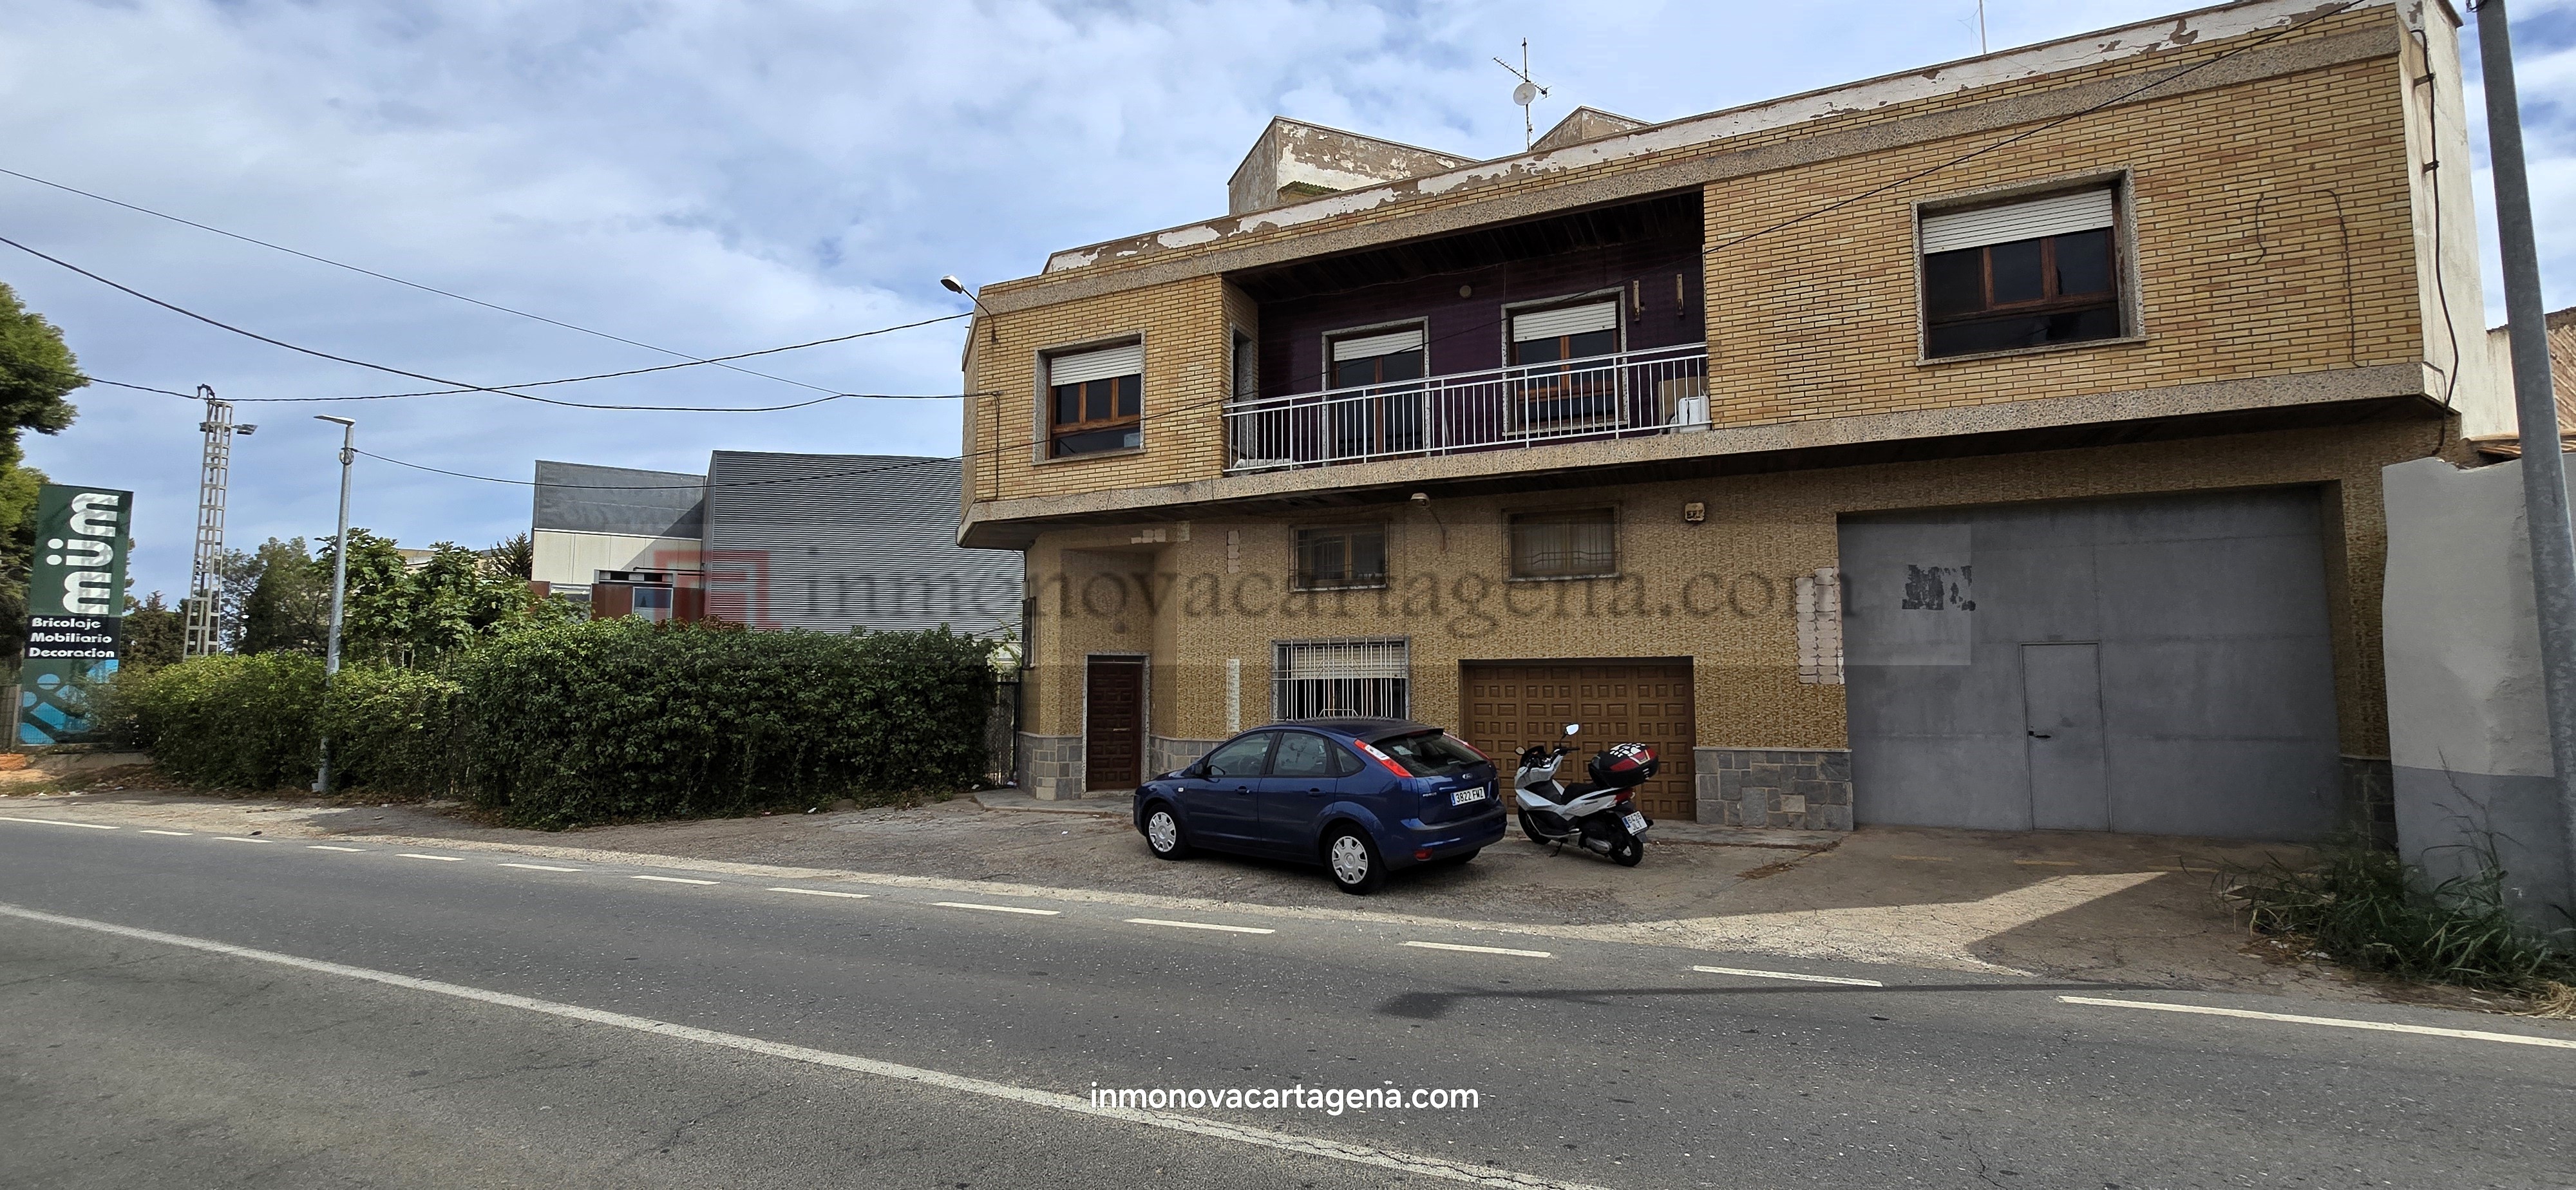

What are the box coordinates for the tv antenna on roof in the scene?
[1493,38,1549,149]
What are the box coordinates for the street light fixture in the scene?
[313,415,355,793]
[942,274,999,341]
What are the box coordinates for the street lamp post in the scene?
[314,415,355,793]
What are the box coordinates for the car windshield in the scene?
[1372,730,1486,778]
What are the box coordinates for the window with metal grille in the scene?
[1509,508,1618,578]
[1273,638,1409,721]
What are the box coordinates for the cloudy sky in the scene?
[4,0,2570,599]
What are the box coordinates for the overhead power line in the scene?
[0,164,885,398]
[0,233,978,411]
[357,448,967,491]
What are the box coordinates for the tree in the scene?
[122,591,184,668]
[487,532,534,581]
[321,529,573,663]
[0,283,81,462]
[0,282,82,663]
[236,537,329,655]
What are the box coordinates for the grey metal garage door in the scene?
[1839,487,2342,841]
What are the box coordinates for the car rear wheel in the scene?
[1143,805,1191,860]
[1323,827,1384,894]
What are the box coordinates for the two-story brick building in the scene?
[958,0,2502,844]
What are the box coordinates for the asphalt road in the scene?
[3,817,2573,1189]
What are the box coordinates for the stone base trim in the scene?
[1150,735,1224,779]
[1696,747,1854,831]
[2342,754,2394,848]
[1016,732,1083,801]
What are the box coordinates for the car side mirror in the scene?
[1184,761,1209,780]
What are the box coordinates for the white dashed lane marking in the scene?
[2060,996,2576,1050]
[398,853,463,862]
[1691,965,1886,987]
[1401,941,1551,958]
[933,902,1059,916]
[500,863,583,873]
[308,845,368,853]
[214,836,270,844]
[1,817,117,829]
[1126,918,1274,935]
[632,875,719,886]
[768,887,870,899]
[140,829,193,836]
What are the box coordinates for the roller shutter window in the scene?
[1920,188,2121,358]
[1048,342,1144,456]
[1508,301,1620,365]
[1326,325,1427,458]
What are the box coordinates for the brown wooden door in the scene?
[1461,661,1696,820]
[1084,657,1145,791]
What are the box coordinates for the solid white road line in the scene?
[1,817,117,830]
[1403,941,1551,958]
[2059,996,2576,1050]
[308,845,368,853]
[0,902,1606,1190]
[214,836,271,844]
[933,901,1059,916]
[398,853,463,862]
[768,887,871,899]
[1125,918,1276,935]
[1691,965,1886,987]
[501,863,583,873]
[140,829,193,836]
[633,875,719,885]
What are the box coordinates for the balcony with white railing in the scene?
[1224,343,1710,473]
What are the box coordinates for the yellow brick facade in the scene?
[965,6,2419,507]
[1019,420,2445,779]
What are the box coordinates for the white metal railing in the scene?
[1225,343,1709,473]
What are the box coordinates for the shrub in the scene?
[113,620,998,824]
[319,665,463,797]
[453,619,995,827]
[113,652,327,789]
[2227,834,2576,994]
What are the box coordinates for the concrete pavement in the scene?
[5,817,2573,1187]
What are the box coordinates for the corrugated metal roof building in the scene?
[701,452,1019,636]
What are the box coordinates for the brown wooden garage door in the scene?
[1459,661,1696,820]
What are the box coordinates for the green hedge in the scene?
[115,652,328,790]
[110,620,996,826]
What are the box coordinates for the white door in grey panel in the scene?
[2020,642,2110,831]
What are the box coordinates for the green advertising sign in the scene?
[21,483,133,745]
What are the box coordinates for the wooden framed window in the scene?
[1294,524,1387,590]
[1920,189,2122,358]
[1508,301,1620,366]
[1510,507,1616,578]
[1508,302,1622,432]
[1046,342,1143,457]
[1325,326,1426,458]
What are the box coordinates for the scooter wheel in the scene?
[1519,810,1551,846]
[1609,831,1643,867]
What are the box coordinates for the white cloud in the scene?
[1,0,2568,598]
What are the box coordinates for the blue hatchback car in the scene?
[1132,717,1506,894]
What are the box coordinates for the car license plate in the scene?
[1451,787,1486,806]
[1622,811,1649,834]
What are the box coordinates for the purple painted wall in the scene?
[1251,234,1703,399]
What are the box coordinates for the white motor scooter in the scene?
[1511,723,1656,867]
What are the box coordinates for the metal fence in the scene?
[1226,343,1709,472]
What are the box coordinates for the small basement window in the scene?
[1510,507,1617,578]
[1046,342,1143,456]
[1273,638,1409,721]
[1294,524,1387,590]
[1920,188,2121,358]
